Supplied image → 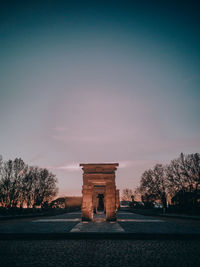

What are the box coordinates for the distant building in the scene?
[51,197,66,208]
[51,196,82,209]
[65,197,82,209]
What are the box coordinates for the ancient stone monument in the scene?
[80,163,119,221]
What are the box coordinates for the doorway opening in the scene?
[93,189,106,221]
[97,194,104,213]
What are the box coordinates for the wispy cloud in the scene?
[119,159,163,169]
[47,163,80,172]
[47,160,161,172]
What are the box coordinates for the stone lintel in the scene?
[80,163,119,173]
[80,163,119,167]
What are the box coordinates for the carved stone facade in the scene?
[80,163,119,221]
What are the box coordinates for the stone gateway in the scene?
[80,163,119,221]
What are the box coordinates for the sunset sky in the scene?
[1,0,200,196]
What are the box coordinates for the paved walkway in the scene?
[0,211,200,235]
[71,221,124,232]
[1,211,200,266]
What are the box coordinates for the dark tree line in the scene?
[138,153,200,209]
[0,156,58,208]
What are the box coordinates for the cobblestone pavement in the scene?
[1,239,200,267]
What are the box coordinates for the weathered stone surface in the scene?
[116,189,120,210]
[80,163,119,221]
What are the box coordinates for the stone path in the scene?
[70,221,124,232]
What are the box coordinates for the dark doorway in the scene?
[97,194,104,212]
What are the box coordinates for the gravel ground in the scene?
[1,239,200,267]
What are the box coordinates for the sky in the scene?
[0,0,200,196]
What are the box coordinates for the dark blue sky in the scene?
[0,0,200,196]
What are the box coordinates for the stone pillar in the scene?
[82,185,93,221]
[116,189,120,211]
[106,183,116,221]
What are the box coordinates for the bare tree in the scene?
[0,158,27,208]
[23,166,38,208]
[32,168,58,208]
[167,153,200,206]
[166,156,188,198]
[11,158,27,208]
[133,187,142,201]
[139,164,167,208]
[185,153,200,192]
[0,157,58,209]
[0,155,4,205]
[121,188,133,201]
[1,159,13,208]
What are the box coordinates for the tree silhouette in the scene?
[0,156,58,208]
[121,188,133,201]
[139,164,167,208]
